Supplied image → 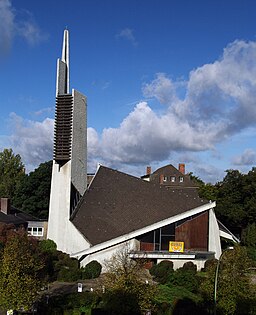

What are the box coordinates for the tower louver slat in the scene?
[53,94,73,162]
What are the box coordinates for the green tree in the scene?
[0,229,45,311]
[198,183,218,201]
[200,246,254,315]
[0,148,25,199]
[215,170,246,232]
[242,223,256,248]
[241,167,256,225]
[13,160,52,218]
[189,172,205,186]
[102,245,157,314]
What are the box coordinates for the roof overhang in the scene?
[71,201,216,259]
[218,220,240,243]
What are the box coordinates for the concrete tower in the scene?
[47,30,89,254]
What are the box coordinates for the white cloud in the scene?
[86,39,256,177]
[3,39,256,183]
[143,73,183,105]
[17,18,47,45]
[8,113,54,171]
[233,149,256,166]
[116,28,137,46]
[0,0,15,53]
[0,0,46,54]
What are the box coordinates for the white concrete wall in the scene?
[80,239,139,271]
[47,161,90,254]
[71,89,87,195]
[208,208,222,259]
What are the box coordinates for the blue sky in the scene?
[1,0,256,183]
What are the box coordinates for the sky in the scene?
[1,0,256,183]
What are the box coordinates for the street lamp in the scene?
[213,246,234,315]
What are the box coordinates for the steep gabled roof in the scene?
[71,166,208,246]
[153,164,183,176]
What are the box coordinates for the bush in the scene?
[168,268,199,293]
[203,258,217,271]
[39,239,57,253]
[154,284,203,314]
[54,252,82,281]
[37,291,99,314]
[100,289,140,315]
[181,261,197,273]
[150,260,174,284]
[82,260,102,279]
[247,247,256,264]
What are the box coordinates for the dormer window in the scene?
[179,176,184,183]
[171,176,176,182]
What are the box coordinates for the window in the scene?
[28,227,44,237]
[171,176,176,182]
[163,176,168,182]
[179,176,184,182]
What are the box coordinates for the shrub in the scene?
[39,239,57,253]
[150,260,174,284]
[181,261,197,274]
[247,247,256,264]
[82,260,102,279]
[54,251,82,281]
[203,258,217,271]
[168,268,199,293]
[100,289,140,315]
[154,284,203,314]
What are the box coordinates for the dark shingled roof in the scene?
[71,166,209,246]
[0,211,27,226]
[0,205,41,226]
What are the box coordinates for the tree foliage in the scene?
[102,245,157,314]
[82,260,102,279]
[39,239,57,253]
[0,148,25,199]
[0,229,45,311]
[200,246,255,315]
[198,167,256,238]
[13,160,52,219]
[150,260,174,284]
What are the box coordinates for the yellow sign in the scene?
[169,241,184,252]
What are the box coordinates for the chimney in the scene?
[1,198,11,215]
[179,163,185,175]
[159,174,164,184]
[146,166,151,175]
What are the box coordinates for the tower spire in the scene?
[48,30,88,254]
[56,29,70,95]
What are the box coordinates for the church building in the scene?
[47,30,238,270]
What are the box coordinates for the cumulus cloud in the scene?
[3,39,256,182]
[143,73,183,105]
[0,0,46,54]
[233,149,256,166]
[85,39,256,179]
[8,113,54,171]
[116,28,137,46]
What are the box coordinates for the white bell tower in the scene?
[47,30,89,254]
